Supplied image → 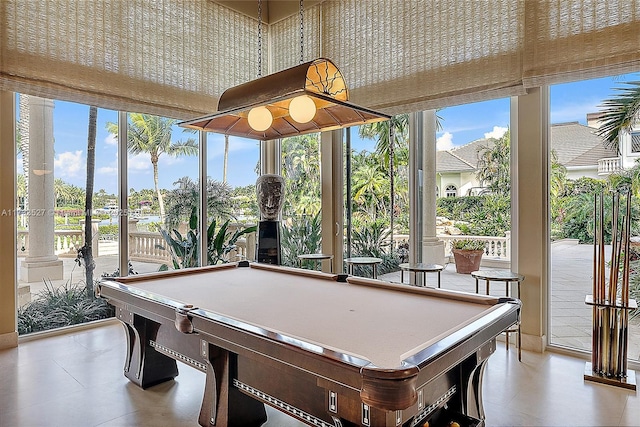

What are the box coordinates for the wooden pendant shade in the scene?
[179,58,389,140]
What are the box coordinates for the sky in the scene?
[16,72,639,195]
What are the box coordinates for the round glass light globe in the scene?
[289,95,317,124]
[248,106,273,132]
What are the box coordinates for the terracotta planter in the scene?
[452,249,483,274]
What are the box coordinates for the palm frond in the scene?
[596,81,640,151]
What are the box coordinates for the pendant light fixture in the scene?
[180,0,389,140]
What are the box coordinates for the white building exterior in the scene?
[436,116,631,196]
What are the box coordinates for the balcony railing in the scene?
[18,230,83,258]
[18,224,257,265]
[391,232,511,266]
[598,157,622,175]
[19,226,506,268]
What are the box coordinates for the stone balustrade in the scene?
[598,157,622,175]
[391,232,511,267]
[18,223,257,266]
[18,229,83,258]
[20,227,506,266]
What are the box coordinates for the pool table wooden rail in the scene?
[97,262,520,427]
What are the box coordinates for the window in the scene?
[206,133,259,265]
[631,131,640,153]
[16,95,119,334]
[280,134,321,268]
[445,185,457,197]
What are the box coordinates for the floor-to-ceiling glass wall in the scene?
[206,133,259,264]
[343,119,409,277]
[16,95,119,334]
[549,73,640,362]
[109,113,201,272]
[429,99,511,281]
[279,134,322,269]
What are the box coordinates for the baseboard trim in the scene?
[521,332,547,353]
[0,331,18,349]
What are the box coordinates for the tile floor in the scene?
[1,321,638,427]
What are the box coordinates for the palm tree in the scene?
[106,114,198,220]
[352,162,389,222]
[16,174,26,210]
[280,134,321,218]
[358,115,410,252]
[550,150,567,199]
[163,175,236,230]
[596,80,640,152]
[476,130,511,196]
[358,115,409,171]
[82,105,97,297]
[223,135,229,183]
[19,94,30,212]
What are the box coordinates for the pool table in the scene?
[97,261,520,427]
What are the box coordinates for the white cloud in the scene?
[551,99,600,124]
[97,166,118,175]
[128,153,151,172]
[437,132,455,151]
[104,134,117,145]
[54,150,85,178]
[484,126,508,139]
[159,155,186,166]
[207,136,259,159]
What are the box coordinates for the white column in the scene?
[321,130,344,273]
[512,88,549,353]
[421,111,445,265]
[20,96,63,282]
[0,90,18,349]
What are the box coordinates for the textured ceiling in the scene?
[215,0,323,23]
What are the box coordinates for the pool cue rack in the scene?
[584,190,637,391]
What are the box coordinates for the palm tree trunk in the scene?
[19,94,29,213]
[389,125,395,255]
[84,106,97,297]
[223,134,229,183]
[153,160,165,220]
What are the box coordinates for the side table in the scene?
[399,263,444,288]
[471,269,524,361]
[344,257,383,279]
[297,253,334,273]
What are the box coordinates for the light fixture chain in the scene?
[257,0,263,77]
[299,0,304,64]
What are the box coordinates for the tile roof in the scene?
[550,122,616,167]
[436,122,616,173]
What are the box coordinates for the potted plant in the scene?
[452,239,486,274]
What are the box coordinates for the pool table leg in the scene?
[120,313,178,389]
[200,345,267,427]
[460,339,495,422]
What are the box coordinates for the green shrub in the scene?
[437,195,510,237]
[281,212,322,268]
[350,221,399,275]
[452,239,486,251]
[158,207,256,270]
[18,281,114,335]
[98,224,119,236]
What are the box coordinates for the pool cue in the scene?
[618,191,632,377]
[599,191,609,373]
[592,194,599,372]
[607,192,620,375]
[620,309,629,377]
[608,192,619,304]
